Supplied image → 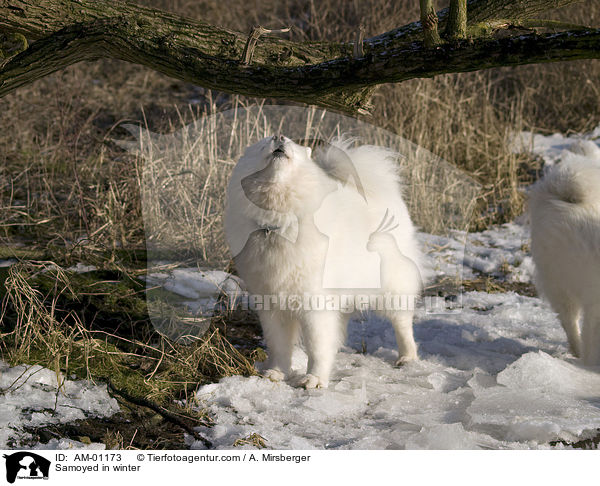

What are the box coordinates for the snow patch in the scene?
[510,126,600,167]
[145,268,244,316]
[191,290,599,450]
[0,361,120,449]
[420,223,533,284]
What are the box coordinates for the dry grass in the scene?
[0,261,257,381]
[233,432,267,448]
[0,261,256,448]
[1,0,597,266]
[1,262,84,363]
[132,97,482,270]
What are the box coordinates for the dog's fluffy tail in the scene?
[530,160,600,207]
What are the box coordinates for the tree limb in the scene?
[359,0,587,49]
[467,0,586,23]
[0,0,597,114]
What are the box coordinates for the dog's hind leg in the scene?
[581,305,600,366]
[259,311,299,381]
[388,310,418,366]
[548,291,582,358]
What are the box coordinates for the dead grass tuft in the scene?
[233,433,267,448]
[1,261,85,365]
[194,327,258,379]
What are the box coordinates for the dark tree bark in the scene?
[0,0,598,114]
[420,0,443,47]
[446,0,468,39]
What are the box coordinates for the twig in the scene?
[353,25,365,58]
[105,379,213,449]
[241,26,291,65]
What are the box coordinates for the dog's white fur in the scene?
[224,135,422,388]
[529,156,600,365]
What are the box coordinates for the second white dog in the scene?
[529,151,600,366]
[224,135,423,388]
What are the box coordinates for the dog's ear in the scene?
[306,146,312,158]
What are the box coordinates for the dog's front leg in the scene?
[293,311,344,389]
[259,310,299,381]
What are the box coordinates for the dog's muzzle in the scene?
[272,135,288,158]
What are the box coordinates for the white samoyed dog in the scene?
[529,147,600,366]
[224,135,423,388]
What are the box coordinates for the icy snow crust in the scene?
[190,129,600,450]
[0,361,120,449]
[193,291,600,450]
[419,222,533,284]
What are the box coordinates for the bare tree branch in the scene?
[0,0,597,114]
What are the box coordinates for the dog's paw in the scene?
[262,368,285,382]
[395,355,418,367]
[292,373,328,389]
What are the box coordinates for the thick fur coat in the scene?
[224,135,423,387]
[529,155,600,366]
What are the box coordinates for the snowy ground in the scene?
[0,361,119,449]
[188,230,600,449]
[2,127,600,450]
[510,125,600,167]
[419,222,533,284]
[187,128,600,450]
[191,291,600,449]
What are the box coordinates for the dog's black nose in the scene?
[275,134,285,142]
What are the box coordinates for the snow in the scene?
[0,361,120,449]
[419,222,533,284]
[191,287,600,450]
[32,439,107,450]
[468,352,600,444]
[144,269,245,332]
[146,269,243,304]
[67,262,97,273]
[510,125,600,167]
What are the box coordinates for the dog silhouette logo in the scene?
[233,136,403,290]
[3,452,51,483]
